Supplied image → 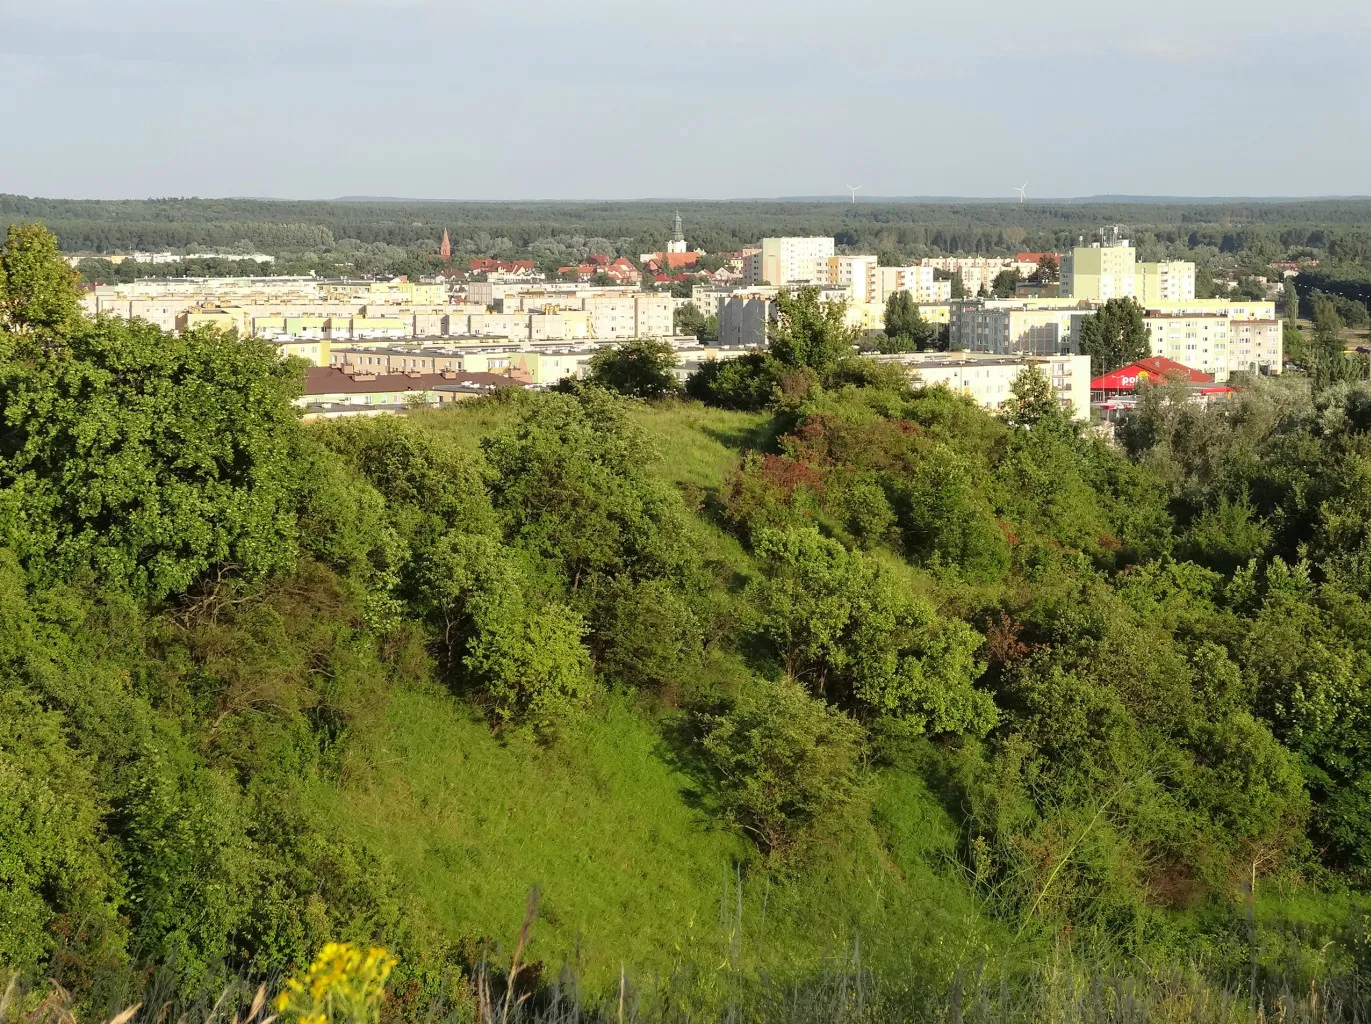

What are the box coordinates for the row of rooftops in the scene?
[302,366,525,396]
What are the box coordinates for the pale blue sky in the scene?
[2,0,1368,200]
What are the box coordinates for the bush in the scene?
[685,353,784,410]
[695,679,866,853]
[581,339,681,399]
[750,527,995,734]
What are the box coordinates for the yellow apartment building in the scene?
[1135,261,1196,303]
[178,309,248,335]
[1061,244,1137,301]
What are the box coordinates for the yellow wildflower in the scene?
[274,942,397,1024]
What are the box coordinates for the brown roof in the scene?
[303,366,524,396]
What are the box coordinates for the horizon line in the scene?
[6,192,1371,205]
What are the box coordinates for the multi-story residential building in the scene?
[716,284,896,347]
[879,352,1092,421]
[826,255,879,302]
[747,237,836,286]
[1146,299,1276,320]
[718,294,775,347]
[919,257,1019,297]
[1060,242,1138,301]
[1227,319,1284,373]
[876,265,950,304]
[950,302,1088,356]
[1143,314,1282,380]
[528,310,592,341]
[128,299,180,333]
[583,293,673,339]
[1135,261,1196,303]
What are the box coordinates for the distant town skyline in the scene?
[3,0,1369,201]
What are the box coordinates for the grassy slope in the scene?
[307,400,1007,996]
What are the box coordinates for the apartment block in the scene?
[1061,243,1138,301]
[1144,314,1282,380]
[748,237,835,286]
[950,303,1088,356]
[876,265,949,304]
[718,295,774,347]
[1135,261,1196,303]
[919,257,1020,297]
[883,352,1092,421]
[826,255,879,302]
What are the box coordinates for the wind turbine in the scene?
[846,184,863,204]
[1013,183,1028,203]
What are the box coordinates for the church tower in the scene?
[667,211,686,255]
[440,228,452,261]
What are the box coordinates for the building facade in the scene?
[748,237,836,286]
[881,352,1093,421]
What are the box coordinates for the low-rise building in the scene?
[1091,357,1236,419]
[879,352,1092,421]
[298,366,526,420]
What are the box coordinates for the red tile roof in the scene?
[1091,357,1214,391]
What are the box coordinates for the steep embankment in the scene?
[303,403,1002,991]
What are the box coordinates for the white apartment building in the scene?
[919,257,1019,297]
[1144,315,1282,381]
[826,255,879,303]
[747,237,836,286]
[877,265,950,305]
[881,352,1092,421]
[583,293,674,339]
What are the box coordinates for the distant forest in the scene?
[7,195,1371,264]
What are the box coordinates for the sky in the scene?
[2,0,1369,201]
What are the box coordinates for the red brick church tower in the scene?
[439,228,452,261]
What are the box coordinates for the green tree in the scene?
[421,530,597,733]
[1005,365,1068,429]
[1196,264,1217,299]
[0,314,306,601]
[0,223,83,337]
[1310,295,1353,386]
[674,301,706,337]
[768,286,858,376]
[1036,254,1060,284]
[482,389,692,589]
[991,269,1020,298]
[696,679,866,854]
[685,353,783,410]
[1077,297,1149,375]
[581,338,681,399]
[882,291,934,352]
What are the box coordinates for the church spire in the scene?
[667,211,686,254]
[440,228,452,261]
